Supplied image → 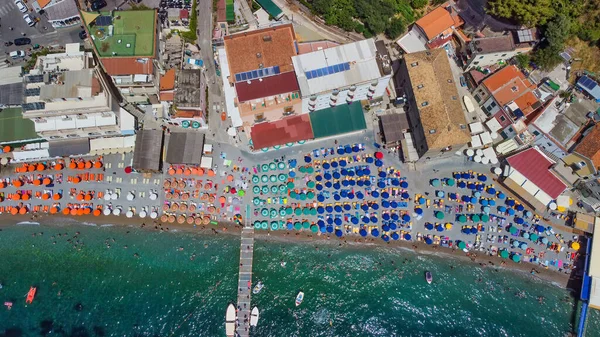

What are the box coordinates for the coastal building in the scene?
[22,43,136,149]
[462,32,536,70]
[572,123,600,173]
[396,49,470,161]
[577,76,600,103]
[473,66,541,123]
[396,3,463,53]
[503,147,568,211]
[221,24,301,131]
[292,39,392,114]
[0,66,25,108]
[172,69,207,126]
[132,129,164,172]
[81,10,159,103]
[165,132,205,164]
[41,0,82,29]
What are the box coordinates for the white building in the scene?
[22,43,135,142]
[291,39,392,113]
[462,32,536,70]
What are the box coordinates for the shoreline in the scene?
[0,213,572,290]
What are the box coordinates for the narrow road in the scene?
[236,226,255,337]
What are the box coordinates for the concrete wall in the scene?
[464,50,521,70]
[395,60,428,159]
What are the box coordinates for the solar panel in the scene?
[257,69,263,77]
[305,72,312,79]
[22,102,45,111]
[25,88,40,96]
[344,63,350,71]
[234,66,283,82]
[304,62,351,80]
[322,67,329,75]
[274,66,280,74]
[96,16,113,26]
[235,74,241,82]
[241,73,247,81]
[251,70,258,78]
[27,75,44,83]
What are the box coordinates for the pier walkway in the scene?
[236,225,254,337]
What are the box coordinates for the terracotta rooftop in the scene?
[483,65,538,113]
[416,6,455,40]
[173,109,202,118]
[471,35,515,54]
[404,49,470,149]
[160,91,174,101]
[100,57,154,76]
[506,147,568,199]
[224,24,297,76]
[297,40,340,54]
[235,71,299,102]
[574,124,600,169]
[160,69,176,90]
[251,114,314,149]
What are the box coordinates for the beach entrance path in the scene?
[236,226,254,337]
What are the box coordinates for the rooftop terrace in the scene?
[82,10,156,58]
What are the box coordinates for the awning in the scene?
[48,139,90,157]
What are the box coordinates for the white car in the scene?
[9,50,25,59]
[23,13,35,27]
[15,0,28,13]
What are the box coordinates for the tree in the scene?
[487,0,556,27]
[533,46,563,70]
[386,17,406,39]
[545,14,571,47]
[411,0,428,9]
[514,53,530,69]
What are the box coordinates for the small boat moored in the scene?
[295,291,304,307]
[425,271,433,284]
[252,281,264,294]
[250,306,259,327]
[225,303,236,337]
[25,287,36,304]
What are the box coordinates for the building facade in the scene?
[462,32,535,70]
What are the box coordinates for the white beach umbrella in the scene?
[139,210,147,218]
[127,192,135,201]
[549,202,558,210]
[112,208,121,216]
[490,157,499,165]
[111,193,118,200]
[476,149,484,157]
[103,208,111,216]
[493,167,502,175]
[149,193,158,200]
[490,132,499,139]
[104,193,111,201]
[150,211,158,219]
[126,210,133,218]
[466,149,474,156]
[474,155,482,163]
[481,157,490,165]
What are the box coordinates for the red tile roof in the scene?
[100,57,154,76]
[160,69,176,90]
[235,71,299,102]
[506,148,567,199]
[574,123,600,169]
[483,66,538,113]
[160,91,174,101]
[416,6,455,40]
[251,114,314,149]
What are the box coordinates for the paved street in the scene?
[0,1,56,43]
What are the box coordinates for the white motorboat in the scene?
[250,306,259,327]
[425,271,433,284]
[225,303,236,337]
[463,96,475,113]
[295,291,304,307]
[252,281,264,294]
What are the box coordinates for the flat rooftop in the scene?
[224,24,297,77]
[0,108,40,143]
[82,10,156,57]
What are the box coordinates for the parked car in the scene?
[91,0,107,10]
[14,38,31,46]
[23,14,35,27]
[79,30,87,39]
[459,76,466,87]
[15,0,28,13]
[9,50,25,59]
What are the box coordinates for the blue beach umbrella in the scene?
[334,205,342,212]
[371,228,380,237]
[320,226,327,233]
[372,191,380,198]
[334,194,341,201]
[415,208,423,215]
[470,227,478,234]
[478,175,487,182]
[375,160,383,167]
[458,181,466,188]
[325,181,332,188]
[462,195,470,202]
[391,201,399,208]
[359,229,367,237]
[425,223,434,230]
[379,171,387,178]
[383,213,390,220]
[378,181,386,188]
[461,173,470,179]
[356,169,364,176]
[364,180,371,187]
[402,214,411,222]
[497,193,506,199]
[515,217,524,224]
[352,145,359,152]
[392,179,400,186]
[516,204,525,211]
[324,173,332,180]
[480,199,488,206]
[400,181,409,188]
[419,197,425,204]
[361,204,369,211]
[331,161,339,168]
[335,229,343,237]
[488,188,496,195]
[347,192,355,199]
[425,238,433,245]
[345,146,352,153]
[339,160,347,167]
[317,206,325,214]
[315,175,323,182]
[381,192,390,199]
[382,224,390,232]
[370,216,378,223]
[389,222,397,230]
[391,213,399,220]
[382,200,390,208]
[404,233,412,241]
[348,170,355,177]
[333,172,341,179]
[304,156,312,163]
[327,226,334,233]
[476,185,484,191]
[508,208,515,216]
[316,184,323,191]
[343,204,351,211]
[489,200,496,206]
[382,234,390,242]
[351,217,359,225]
[366,157,374,164]
[468,183,476,190]
[317,219,325,227]
[325,205,333,213]
[323,163,331,170]
[337,148,344,155]
[333,182,341,190]
[474,191,482,198]
[436,225,444,232]
[326,217,333,225]
[372,203,380,210]
[335,218,342,226]
[362,216,370,223]
[470,197,477,204]
[357,180,364,187]
[454,173,461,179]
[506,199,515,206]
[317,195,325,202]
[392,232,400,240]
[340,169,348,176]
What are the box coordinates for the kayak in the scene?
[25,286,36,304]
[252,281,264,294]
[425,271,433,284]
[250,306,259,327]
[463,96,475,113]
[225,303,236,337]
[295,291,304,307]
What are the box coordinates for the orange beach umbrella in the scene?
[62,208,70,215]
[10,207,18,215]
[19,207,27,215]
[50,207,58,214]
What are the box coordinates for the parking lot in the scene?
[0,1,56,43]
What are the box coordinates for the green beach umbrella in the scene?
[310,208,317,216]
[254,221,261,229]
[261,221,268,229]
[287,182,295,189]
[278,162,286,170]
[458,215,467,223]
[511,254,521,263]
[472,214,480,222]
[253,197,261,205]
[290,191,298,199]
[299,193,307,200]
[270,175,277,183]
[269,162,277,171]
[310,225,319,233]
[270,209,278,218]
[431,179,440,187]
[279,208,287,216]
[302,221,310,229]
[457,241,466,250]
[271,221,279,230]
[500,250,509,259]
[299,167,306,173]
[294,208,302,216]
[307,167,314,174]
[307,181,316,188]
[446,178,455,186]
[271,186,279,193]
[307,191,315,199]
[481,214,489,223]
[262,186,269,194]
[238,190,245,197]
[278,174,287,182]
[261,175,269,183]
[253,186,260,194]
[509,226,518,235]
[261,164,269,172]
[279,184,287,192]
[303,208,310,216]
[286,207,293,215]
[294,222,302,230]
[435,211,444,220]
[261,208,269,217]
[530,233,539,241]
[252,175,260,184]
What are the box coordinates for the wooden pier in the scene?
[235,225,254,337]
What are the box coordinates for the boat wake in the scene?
[16,221,40,226]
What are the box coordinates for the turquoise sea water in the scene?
[0,222,598,337]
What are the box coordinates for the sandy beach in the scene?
[0,213,571,289]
